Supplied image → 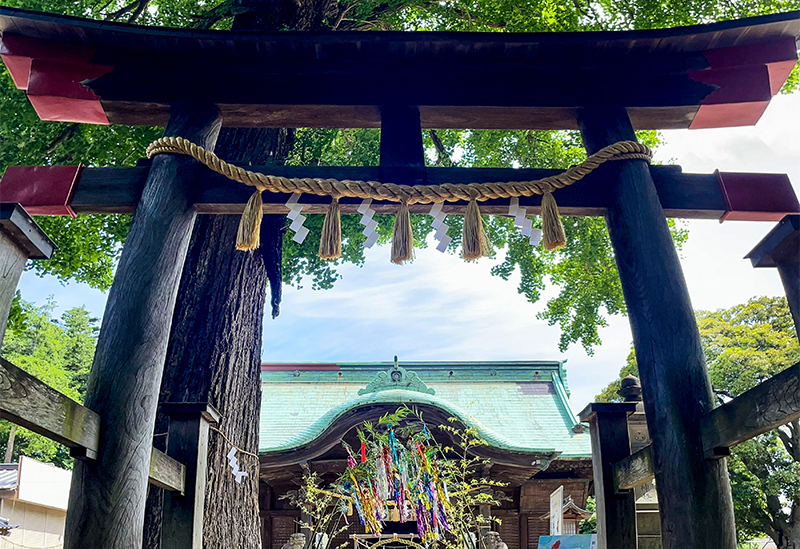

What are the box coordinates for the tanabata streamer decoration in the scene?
[342,424,451,543]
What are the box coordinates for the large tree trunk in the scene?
[144,127,292,549]
[142,2,337,545]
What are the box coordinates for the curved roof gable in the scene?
[259,361,591,461]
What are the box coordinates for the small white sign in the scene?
[549,486,564,536]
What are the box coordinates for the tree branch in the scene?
[777,420,799,461]
[105,0,140,21]
[46,124,79,155]
[429,130,454,167]
[331,1,359,30]
[126,0,151,23]
[765,493,790,544]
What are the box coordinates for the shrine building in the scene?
[257,361,592,549]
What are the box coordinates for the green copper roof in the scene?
[259,361,590,459]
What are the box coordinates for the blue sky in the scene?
[17,93,800,411]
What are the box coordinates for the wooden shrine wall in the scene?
[519,479,591,547]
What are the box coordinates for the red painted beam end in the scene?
[717,171,800,222]
[0,165,83,217]
[0,35,111,124]
[689,38,799,129]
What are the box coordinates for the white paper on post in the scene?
[358,208,375,224]
[289,215,307,232]
[514,209,528,227]
[358,199,378,248]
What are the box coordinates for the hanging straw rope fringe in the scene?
[146,138,651,260]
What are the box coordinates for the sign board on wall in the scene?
[549,486,564,535]
[537,535,598,549]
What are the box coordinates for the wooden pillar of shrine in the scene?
[160,403,221,549]
[64,102,222,549]
[0,204,54,345]
[578,403,638,549]
[577,106,737,549]
[746,215,800,341]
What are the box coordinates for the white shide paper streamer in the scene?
[226,447,249,484]
[286,193,309,244]
[429,203,452,253]
[358,199,380,248]
[509,198,541,247]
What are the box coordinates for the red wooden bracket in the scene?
[717,171,800,222]
[0,165,83,217]
[27,59,112,124]
[689,38,798,129]
[0,35,111,124]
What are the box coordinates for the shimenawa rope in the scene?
[146,138,651,262]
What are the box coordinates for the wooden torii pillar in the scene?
[63,102,222,549]
[578,106,737,549]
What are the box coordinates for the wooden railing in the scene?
[0,357,186,494]
[610,362,800,495]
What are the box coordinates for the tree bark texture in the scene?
[143,127,292,549]
[577,105,737,549]
[64,102,221,549]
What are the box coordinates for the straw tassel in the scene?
[319,197,342,260]
[391,200,413,264]
[236,190,264,251]
[541,191,566,250]
[462,197,488,260]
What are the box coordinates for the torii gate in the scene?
[0,7,799,549]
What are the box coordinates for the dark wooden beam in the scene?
[746,215,800,340]
[578,402,639,549]
[0,357,100,459]
[72,165,732,217]
[578,106,737,549]
[2,7,798,129]
[150,447,187,495]
[0,204,55,260]
[63,102,222,549]
[612,445,654,492]
[3,163,796,220]
[701,362,800,459]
